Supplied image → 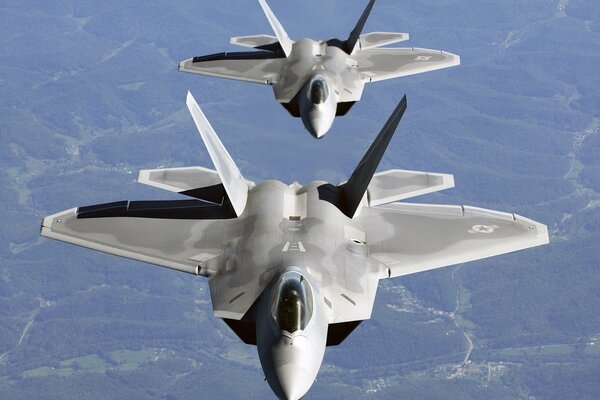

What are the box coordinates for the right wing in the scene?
[356,47,460,83]
[179,54,284,85]
[366,202,548,278]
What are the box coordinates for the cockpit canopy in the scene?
[309,77,329,105]
[271,271,314,334]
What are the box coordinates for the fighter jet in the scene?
[40,92,548,400]
[179,0,460,138]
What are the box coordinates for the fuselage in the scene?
[209,180,372,399]
[256,268,328,400]
[297,74,337,138]
[273,38,366,138]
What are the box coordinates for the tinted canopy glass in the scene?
[271,272,314,333]
[310,77,329,105]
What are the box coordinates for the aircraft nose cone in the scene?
[275,363,314,400]
[300,103,334,139]
[308,117,329,139]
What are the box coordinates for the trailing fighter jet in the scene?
[40,93,547,400]
[179,0,460,138]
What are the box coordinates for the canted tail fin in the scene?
[318,95,407,218]
[345,0,377,54]
[186,91,249,217]
[258,0,293,57]
[72,94,250,221]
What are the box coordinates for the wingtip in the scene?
[452,53,461,66]
[40,216,52,237]
[514,213,550,245]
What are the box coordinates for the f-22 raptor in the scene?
[41,93,548,400]
[179,0,460,138]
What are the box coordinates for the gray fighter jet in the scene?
[40,92,548,400]
[179,0,460,138]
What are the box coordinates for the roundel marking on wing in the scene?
[468,224,499,234]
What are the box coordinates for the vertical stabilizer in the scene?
[258,0,293,57]
[186,91,249,217]
[345,0,377,54]
[318,95,407,218]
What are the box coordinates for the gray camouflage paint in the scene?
[178,1,459,137]
[41,169,547,400]
[40,93,547,399]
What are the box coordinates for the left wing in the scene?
[356,47,460,83]
[179,55,284,85]
[366,202,548,278]
[40,207,230,276]
[41,206,258,321]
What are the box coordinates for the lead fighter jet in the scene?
[179,0,460,138]
[41,93,548,400]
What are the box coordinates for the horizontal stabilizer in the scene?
[368,169,454,207]
[186,91,249,217]
[359,32,409,50]
[230,34,279,49]
[138,166,221,193]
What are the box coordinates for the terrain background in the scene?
[1,0,599,398]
